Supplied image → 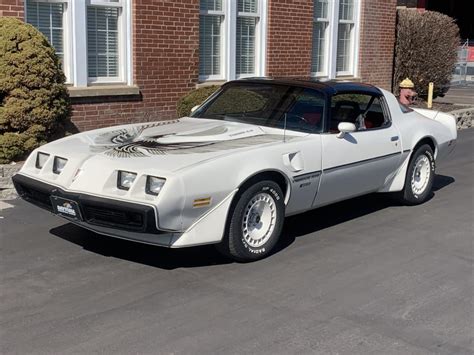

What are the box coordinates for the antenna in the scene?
[283,113,287,143]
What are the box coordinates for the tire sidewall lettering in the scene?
[411,147,434,199]
[261,186,281,201]
[233,181,284,259]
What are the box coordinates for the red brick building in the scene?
[1,0,397,131]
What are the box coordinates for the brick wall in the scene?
[266,0,314,77]
[3,0,398,131]
[0,0,24,17]
[358,0,397,90]
[72,0,200,131]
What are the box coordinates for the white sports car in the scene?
[13,79,457,261]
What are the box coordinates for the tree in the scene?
[0,17,70,163]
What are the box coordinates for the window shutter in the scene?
[236,0,258,76]
[200,0,222,11]
[339,0,354,21]
[238,0,257,13]
[312,22,327,73]
[87,7,119,78]
[199,0,223,77]
[336,0,355,73]
[236,17,256,75]
[336,24,351,72]
[26,1,64,61]
[199,15,222,76]
[311,0,329,74]
[314,0,328,19]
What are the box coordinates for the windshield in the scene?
[192,83,325,133]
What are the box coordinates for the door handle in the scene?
[391,136,399,142]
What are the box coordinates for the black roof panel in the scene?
[232,77,383,96]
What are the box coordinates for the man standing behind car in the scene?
[398,78,417,106]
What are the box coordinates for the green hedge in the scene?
[0,17,70,163]
[393,10,459,97]
[176,86,220,117]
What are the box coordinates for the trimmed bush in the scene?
[0,17,70,163]
[393,10,459,98]
[177,86,220,117]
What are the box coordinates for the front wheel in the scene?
[217,180,285,262]
[397,144,435,205]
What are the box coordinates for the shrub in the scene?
[393,10,459,98]
[0,17,70,163]
[177,86,220,117]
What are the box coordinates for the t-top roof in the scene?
[231,77,383,96]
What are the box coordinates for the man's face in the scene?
[400,88,417,105]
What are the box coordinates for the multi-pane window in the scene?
[337,0,355,73]
[236,0,258,76]
[199,0,265,81]
[311,0,359,78]
[199,0,223,77]
[25,0,131,86]
[87,7,120,78]
[26,1,65,62]
[312,0,329,74]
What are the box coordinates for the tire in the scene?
[397,144,435,205]
[217,180,285,262]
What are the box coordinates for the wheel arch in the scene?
[380,135,438,193]
[412,136,437,158]
[237,169,291,205]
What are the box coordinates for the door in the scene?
[313,92,402,207]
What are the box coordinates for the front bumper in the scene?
[12,174,175,247]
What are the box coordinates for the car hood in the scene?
[27,117,290,175]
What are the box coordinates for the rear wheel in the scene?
[217,180,285,262]
[397,144,435,205]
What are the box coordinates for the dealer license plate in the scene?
[50,196,83,221]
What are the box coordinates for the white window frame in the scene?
[311,0,360,79]
[199,0,267,82]
[25,0,133,87]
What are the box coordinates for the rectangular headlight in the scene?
[35,152,50,169]
[146,176,166,196]
[117,171,137,190]
[53,157,68,174]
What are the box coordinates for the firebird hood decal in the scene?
[88,119,288,158]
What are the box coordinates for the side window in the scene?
[284,89,325,132]
[330,93,390,132]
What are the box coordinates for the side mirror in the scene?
[337,122,356,138]
[190,105,200,114]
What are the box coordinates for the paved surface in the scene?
[434,84,474,106]
[1,130,473,355]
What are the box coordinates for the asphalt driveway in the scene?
[1,129,473,354]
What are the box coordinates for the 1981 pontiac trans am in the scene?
[13,79,457,261]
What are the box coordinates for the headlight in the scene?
[53,157,68,174]
[35,152,50,169]
[117,171,137,190]
[146,176,166,196]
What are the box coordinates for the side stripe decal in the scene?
[324,151,402,173]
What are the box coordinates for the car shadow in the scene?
[50,223,232,270]
[274,174,455,253]
[50,174,455,269]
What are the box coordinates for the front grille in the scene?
[16,183,53,211]
[82,205,145,231]
[13,174,159,234]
